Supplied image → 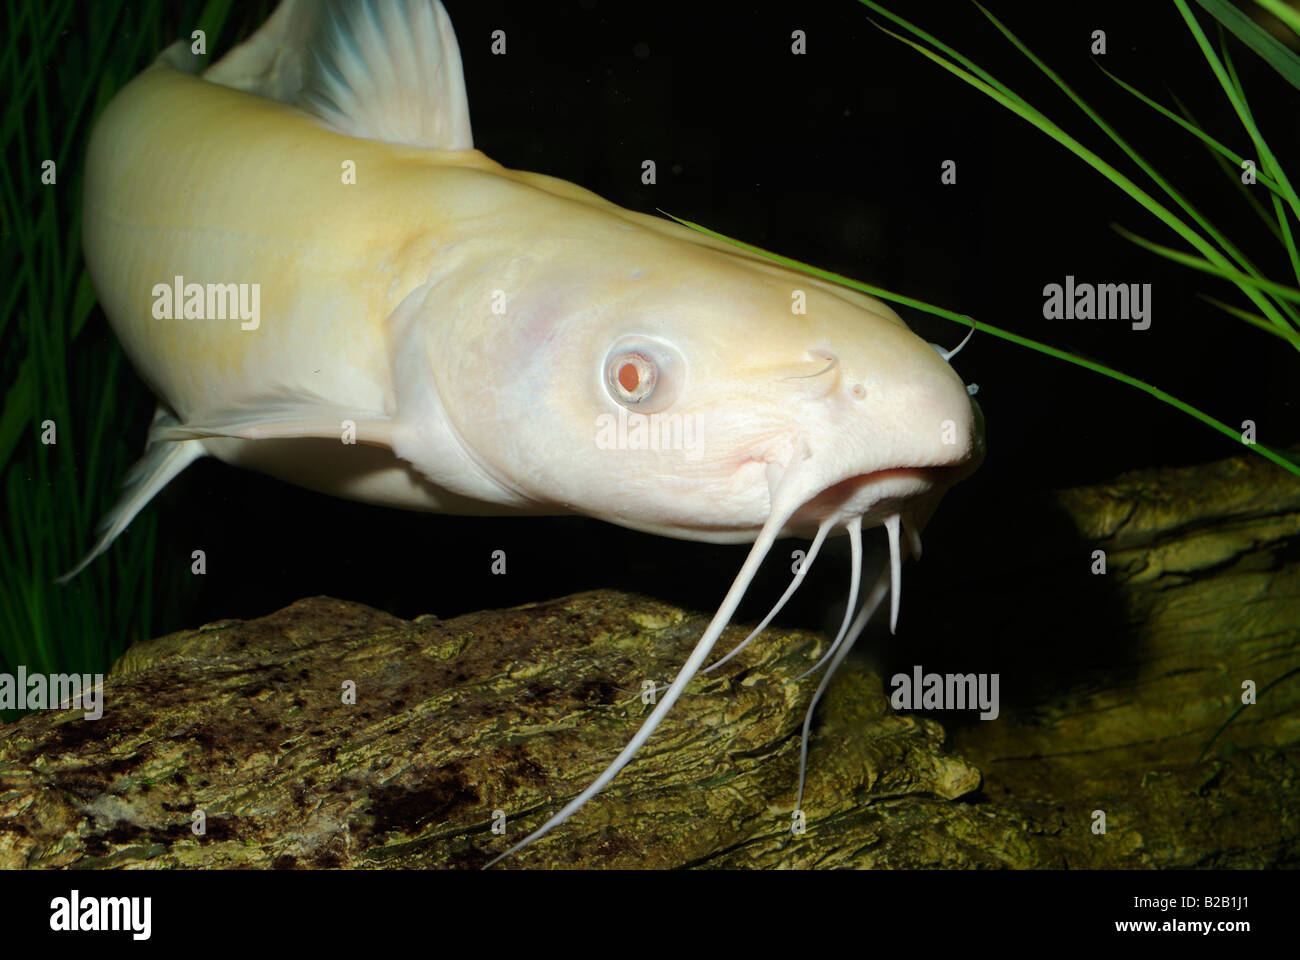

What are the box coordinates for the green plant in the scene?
[0,0,242,719]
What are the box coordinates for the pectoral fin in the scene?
[57,407,206,583]
[61,397,394,582]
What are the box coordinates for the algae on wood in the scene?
[0,451,1296,868]
[0,591,978,868]
[946,452,1300,868]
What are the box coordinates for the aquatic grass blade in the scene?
[1195,0,1300,89]
[858,1,1300,353]
[1252,0,1300,37]
[1174,0,1300,225]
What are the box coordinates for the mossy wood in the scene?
[1,452,1296,868]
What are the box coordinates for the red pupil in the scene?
[618,362,640,392]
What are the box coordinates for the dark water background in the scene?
[51,0,1300,690]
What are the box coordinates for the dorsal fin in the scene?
[202,0,307,101]
[205,0,474,150]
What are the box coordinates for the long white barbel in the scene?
[486,452,814,866]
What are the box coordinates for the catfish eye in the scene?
[611,354,656,402]
[603,335,684,414]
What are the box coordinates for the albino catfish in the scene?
[70,0,984,864]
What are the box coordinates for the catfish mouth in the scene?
[789,461,969,530]
[495,437,981,864]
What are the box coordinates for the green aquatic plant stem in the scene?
[1073,21,1300,334]
[857,1,1300,351]
[1180,0,1300,225]
[972,1,1295,339]
[1252,0,1300,35]
[1196,662,1300,764]
[1,0,233,714]
[664,212,1300,479]
[1195,0,1300,89]
[1113,225,1300,314]
[1215,35,1300,291]
[1197,294,1298,342]
[1103,70,1281,195]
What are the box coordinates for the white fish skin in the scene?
[73,0,984,861]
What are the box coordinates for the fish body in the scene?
[75,0,983,860]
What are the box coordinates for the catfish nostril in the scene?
[850,382,866,401]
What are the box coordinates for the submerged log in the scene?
[0,591,981,868]
[945,452,1300,868]
[0,451,1296,868]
